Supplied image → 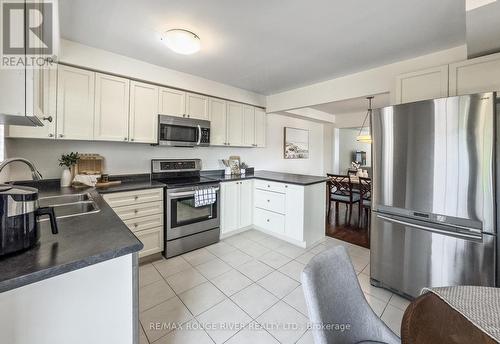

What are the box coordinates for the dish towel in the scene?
[194,186,217,207]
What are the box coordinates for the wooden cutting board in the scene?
[95,180,122,188]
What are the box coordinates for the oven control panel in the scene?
[152,159,202,173]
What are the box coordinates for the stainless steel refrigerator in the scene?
[370,92,497,299]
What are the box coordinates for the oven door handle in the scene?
[197,125,202,145]
[169,188,220,198]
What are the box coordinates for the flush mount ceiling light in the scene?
[162,29,201,55]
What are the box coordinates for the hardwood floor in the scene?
[326,202,370,249]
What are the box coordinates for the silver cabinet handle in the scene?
[266,219,270,222]
[124,137,128,141]
[130,138,134,142]
[42,116,53,122]
[59,134,64,138]
[48,133,54,137]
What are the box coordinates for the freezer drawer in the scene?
[370,212,495,298]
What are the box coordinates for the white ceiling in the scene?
[59,0,466,95]
[311,93,391,115]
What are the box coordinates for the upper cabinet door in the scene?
[395,65,449,104]
[56,65,95,140]
[449,52,500,96]
[129,81,159,143]
[94,73,130,142]
[8,67,57,139]
[254,108,266,148]
[186,92,208,119]
[208,97,227,146]
[226,102,244,146]
[159,87,185,117]
[242,105,255,147]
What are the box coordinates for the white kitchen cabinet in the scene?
[221,181,240,235]
[242,105,255,147]
[254,108,266,147]
[449,52,500,96]
[239,180,253,228]
[208,97,227,146]
[186,92,208,119]
[56,65,95,140]
[395,65,449,104]
[252,180,326,247]
[94,73,130,142]
[226,101,244,146]
[103,188,164,258]
[220,180,253,236]
[129,81,159,143]
[159,87,185,117]
[8,67,57,139]
[284,184,305,242]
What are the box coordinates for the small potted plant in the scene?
[59,152,79,187]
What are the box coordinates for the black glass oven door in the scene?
[170,196,216,228]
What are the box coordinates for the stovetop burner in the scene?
[151,158,220,189]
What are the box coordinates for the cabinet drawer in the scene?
[103,188,163,208]
[124,213,163,233]
[113,201,163,221]
[255,189,285,214]
[254,179,286,194]
[254,207,285,234]
[135,227,163,258]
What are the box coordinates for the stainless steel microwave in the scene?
[158,115,210,147]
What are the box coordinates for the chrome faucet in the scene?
[0,158,43,181]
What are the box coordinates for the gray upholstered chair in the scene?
[301,246,400,344]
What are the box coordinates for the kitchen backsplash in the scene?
[4,113,333,181]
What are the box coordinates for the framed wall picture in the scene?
[284,127,309,159]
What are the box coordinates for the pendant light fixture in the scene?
[357,96,373,143]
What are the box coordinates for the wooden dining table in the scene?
[401,286,500,344]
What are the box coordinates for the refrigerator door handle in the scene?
[375,214,483,240]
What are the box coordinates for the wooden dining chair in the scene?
[327,174,360,226]
[358,177,372,228]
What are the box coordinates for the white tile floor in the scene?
[138,231,411,344]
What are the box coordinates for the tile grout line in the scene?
[139,232,396,344]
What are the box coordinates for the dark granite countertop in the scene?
[95,174,165,194]
[0,180,144,293]
[203,170,328,186]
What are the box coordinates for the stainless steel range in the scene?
[151,159,220,258]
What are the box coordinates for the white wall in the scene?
[338,128,371,174]
[267,45,467,112]
[6,113,330,180]
[60,39,266,107]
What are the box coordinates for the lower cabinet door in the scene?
[254,207,285,234]
[221,181,240,234]
[135,227,164,258]
[239,180,253,228]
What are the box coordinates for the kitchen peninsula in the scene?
[205,170,328,247]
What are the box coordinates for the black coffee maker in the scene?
[0,184,58,257]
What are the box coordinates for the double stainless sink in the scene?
[39,193,100,219]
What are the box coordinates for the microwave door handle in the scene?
[197,125,202,145]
